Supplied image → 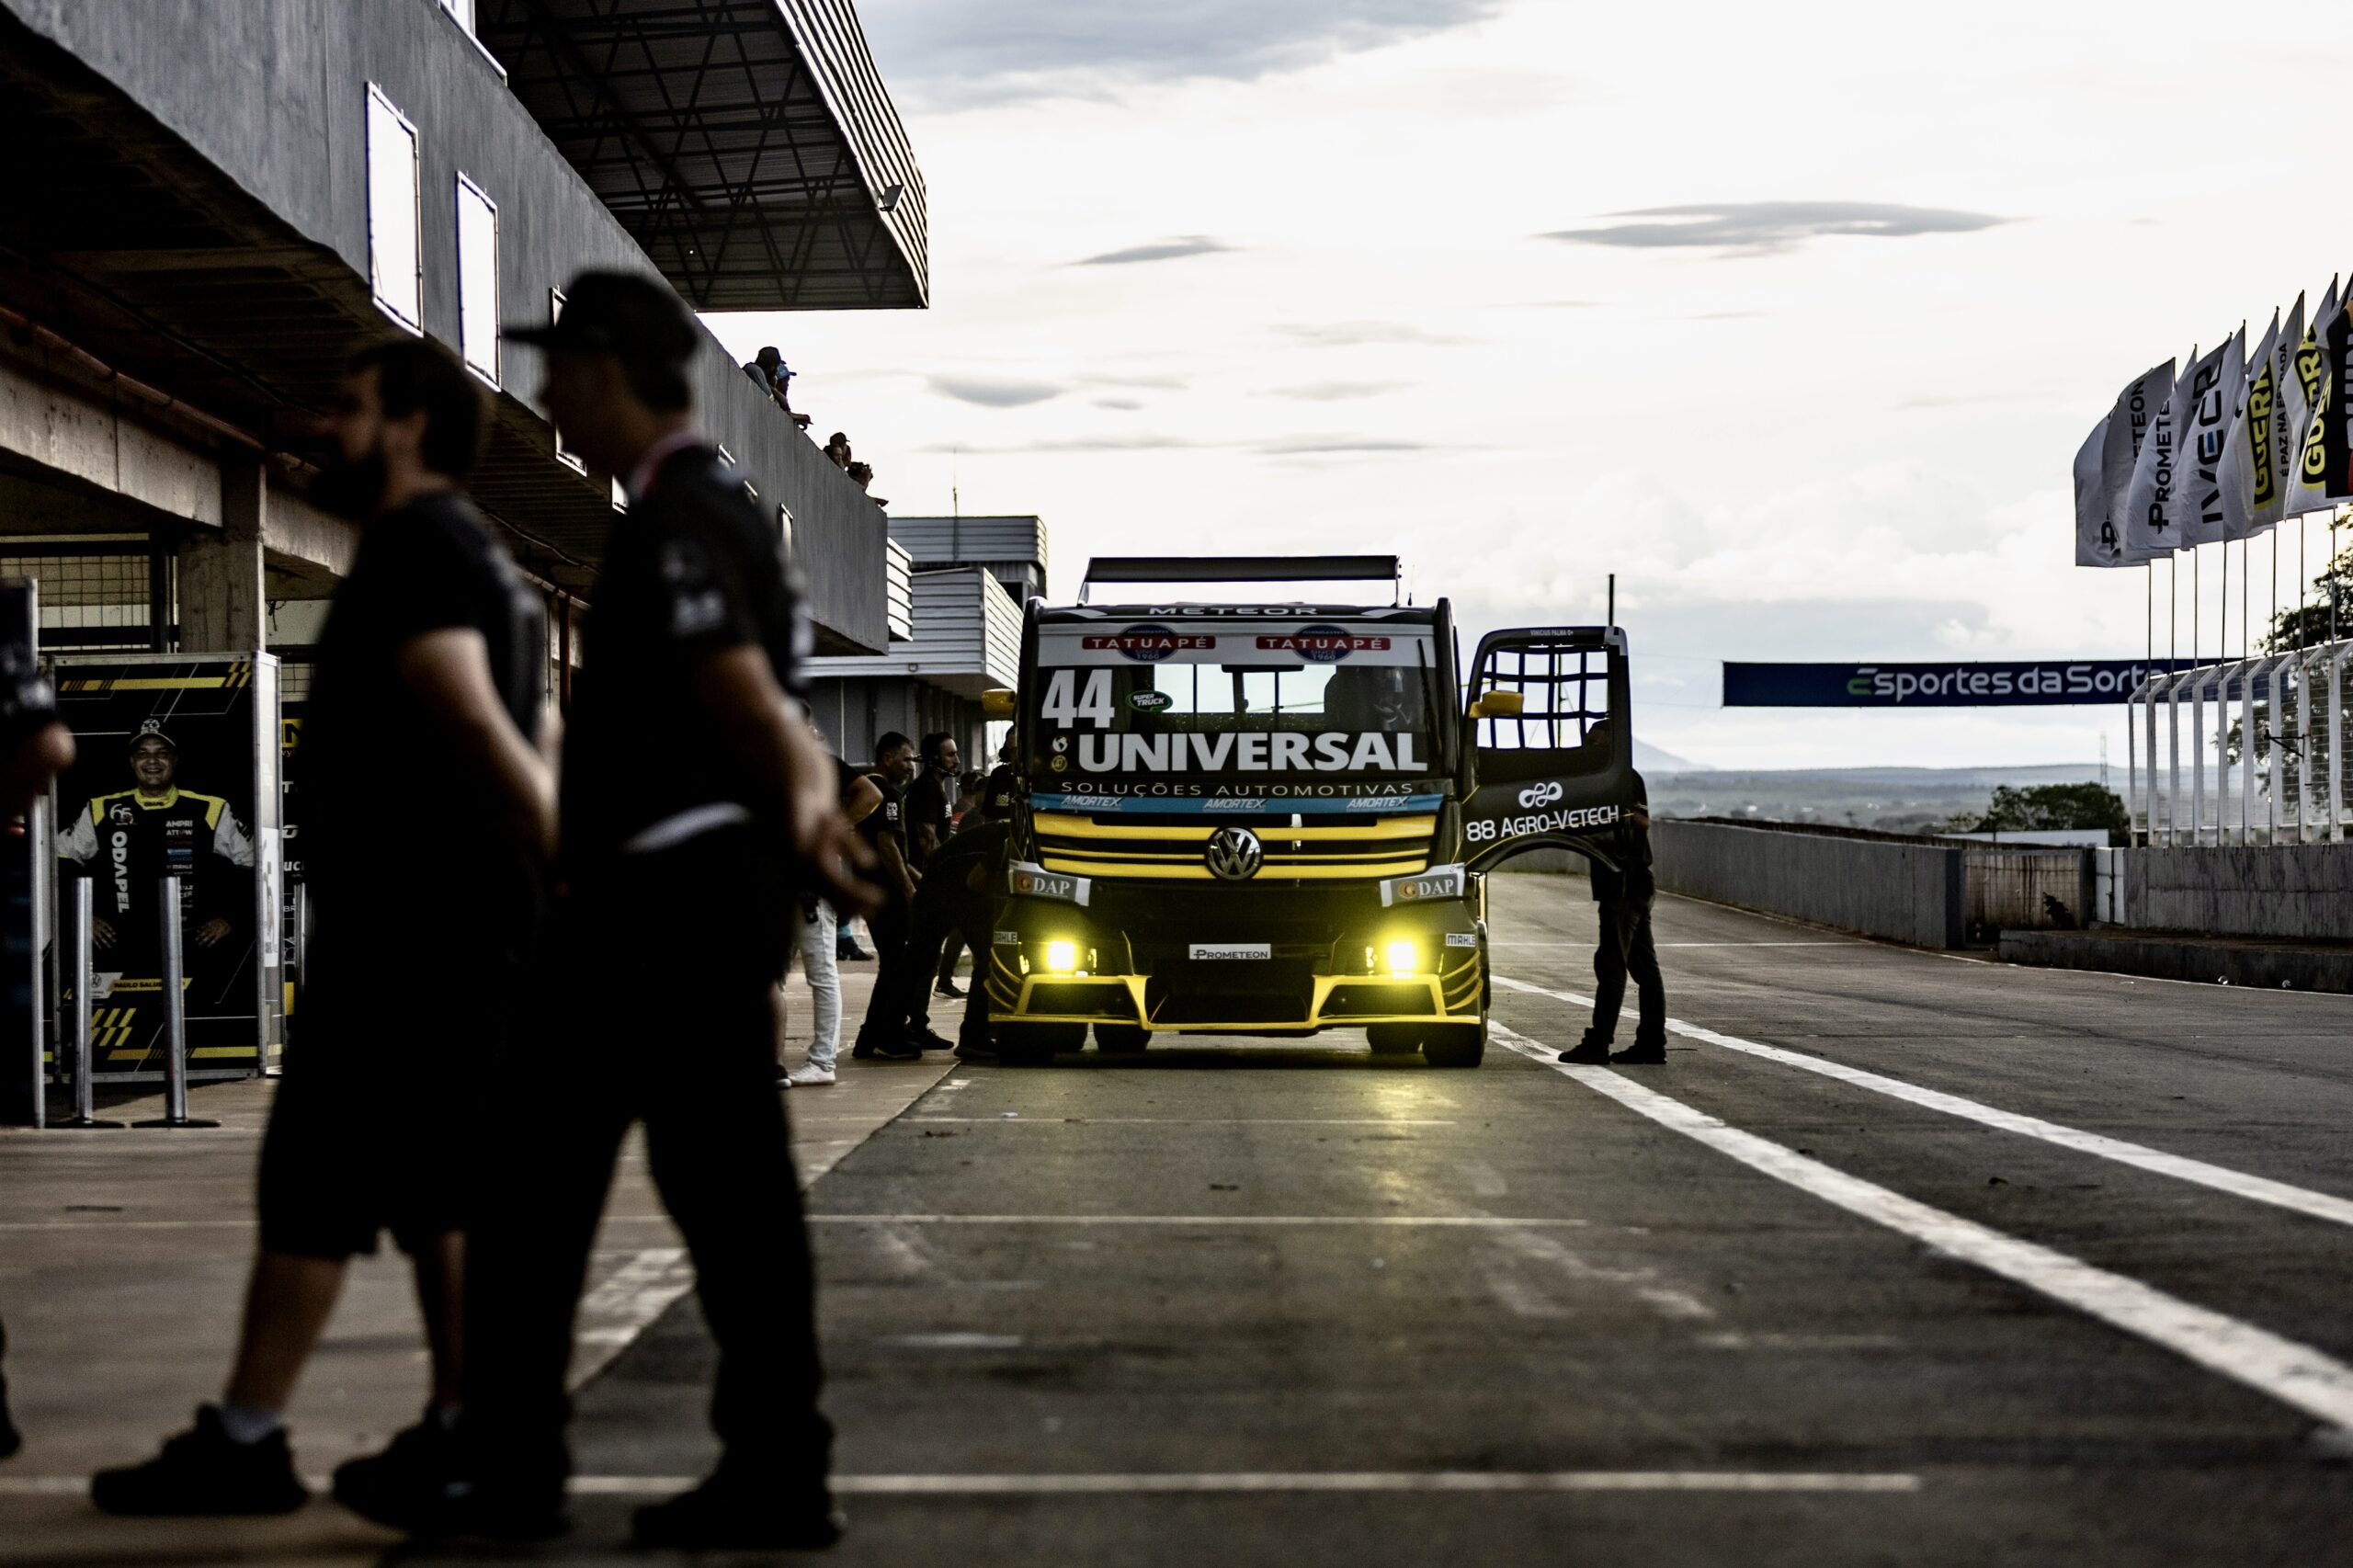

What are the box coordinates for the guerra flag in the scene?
[2287,289,2353,515]
[2174,331,2245,548]
[2256,292,2305,528]
[2084,358,2174,566]
[2217,312,2280,541]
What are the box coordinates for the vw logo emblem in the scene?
[1204,826,1263,881]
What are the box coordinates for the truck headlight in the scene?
[1384,939,1420,975]
[1043,939,1079,973]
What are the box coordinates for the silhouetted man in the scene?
[850,731,922,1060]
[93,339,554,1517]
[420,272,872,1552]
[1561,747,1665,1065]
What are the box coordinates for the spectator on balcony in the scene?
[741,347,812,430]
[823,432,852,471]
[846,461,886,509]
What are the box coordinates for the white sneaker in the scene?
[785,1063,837,1088]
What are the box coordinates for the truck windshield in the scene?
[1030,621,1440,779]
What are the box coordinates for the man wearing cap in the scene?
[411,271,873,1551]
[58,728,254,968]
[742,345,812,430]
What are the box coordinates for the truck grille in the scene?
[1033,810,1434,882]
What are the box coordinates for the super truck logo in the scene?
[1082,624,1215,662]
[1256,625,1390,663]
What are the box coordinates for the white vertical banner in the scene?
[2123,348,2198,560]
[2098,359,2175,565]
[2219,312,2281,541]
[2074,415,2114,566]
[2176,332,2245,548]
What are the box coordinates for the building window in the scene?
[440,0,476,34]
[365,85,422,333]
[547,289,585,472]
[455,175,500,387]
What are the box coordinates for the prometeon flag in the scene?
[2075,415,2114,566]
[2256,292,2305,528]
[2122,347,2196,559]
[2174,332,2244,547]
[2288,290,2353,515]
[2093,358,2174,565]
[2219,312,2280,540]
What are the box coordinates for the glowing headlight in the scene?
[1384,939,1420,975]
[1043,939,1079,973]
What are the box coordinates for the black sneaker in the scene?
[632,1474,843,1551]
[1558,1035,1611,1064]
[91,1405,309,1516]
[330,1409,456,1532]
[904,1028,957,1053]
[869,1038,924,1062]
[935,979,966,998]
[952,1040,997,1062]
[837,943,873,961]
[1609,1040,1667,1065]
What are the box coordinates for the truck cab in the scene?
[983,555,1637,1067]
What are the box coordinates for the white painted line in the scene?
[907,1118,1458,1126]
[1490,1022,2353,1435]
[570,1247,695,1385]
[578,1471,1922,1496]
[1494,973,2353,1233]
[1490,941,1848,949]
[809,1213,1588,1228]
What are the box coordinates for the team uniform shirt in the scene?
[903,768,952,869]
[300,492,542,921]
[562,441,813,871]
[58,788,254,937]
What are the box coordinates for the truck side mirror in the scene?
[981,688,1017,718]
[1468,689,1523,720]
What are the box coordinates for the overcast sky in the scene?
[712,0,2353,771]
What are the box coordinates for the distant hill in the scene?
[1633,739,1704,772]
[1645,763,2112,836]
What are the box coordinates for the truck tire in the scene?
[1365,1024,1422,1054]
[1094,1023,1149,1053]
[1420,1021,1486,1068]
[997,1022,1086,1065]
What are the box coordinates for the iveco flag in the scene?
[2122,346,2195,558]
[2219,312,2280,541]
[2175,332,2244,548]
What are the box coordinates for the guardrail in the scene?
[2130,637,2351,846]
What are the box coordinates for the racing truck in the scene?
[978,555,1638,1067]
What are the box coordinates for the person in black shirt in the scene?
[904,732,962,995]
[410,272,874,1553]
[889,780,1015,1057]
[1560,753,1665,1066]
[95,340,556,1517]
[850,732,923,1060]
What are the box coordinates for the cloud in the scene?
[928,375,1065,408]
[1542,201,2012,255]
[1275,320,1473,347]
[1256,437,1447,456]
[860,0,1502,108]
[1074,235,1236,267]
[1267,381,1404,402]
[920,434,1210,454]
[1094,397,1146,412]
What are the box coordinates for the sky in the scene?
[710,0,2353,772]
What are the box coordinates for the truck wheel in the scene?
[1094,1023,1149,1053]
[997,1022,1086,1065]
[1420,1022,1486,1068]
[1365,1024,1422,1054]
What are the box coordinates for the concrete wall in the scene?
[2124,846,2353,940]
[1650,820,1965,949]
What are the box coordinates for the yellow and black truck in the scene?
[981,555,1638,1066]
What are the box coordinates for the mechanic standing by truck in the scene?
[1560,739,1665,1065]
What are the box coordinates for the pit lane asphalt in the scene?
[404,874,2353,1565]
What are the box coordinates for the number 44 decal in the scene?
[1040,669,1115,728]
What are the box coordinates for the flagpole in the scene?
[2220,533,2230,665]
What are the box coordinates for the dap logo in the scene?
[1516,780,1565,809]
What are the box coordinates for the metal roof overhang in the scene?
[480,0,928,311]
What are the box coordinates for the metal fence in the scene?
[2129,636,2351,845]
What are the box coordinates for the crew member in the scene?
[780,744,882,1088]
[92,339,554,1519]
[849,731,923,1060]
[412,271,874,1553]
[887,783,1013,1058]
[1560,733,1665,1065]
[903,733,963,996]
[58,731,254,964]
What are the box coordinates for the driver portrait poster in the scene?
[51,653,283,1078]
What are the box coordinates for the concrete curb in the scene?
[1998,930,2353,994]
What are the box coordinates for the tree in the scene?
[1970,783,2130,836]
[2261,538,2353,653]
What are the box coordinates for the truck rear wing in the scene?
[1078,555,1404,606]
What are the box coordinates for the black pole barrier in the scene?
[58,879,119,1129]
[135,874,215,1130]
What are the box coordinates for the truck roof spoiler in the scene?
[1078,555,1403,606]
